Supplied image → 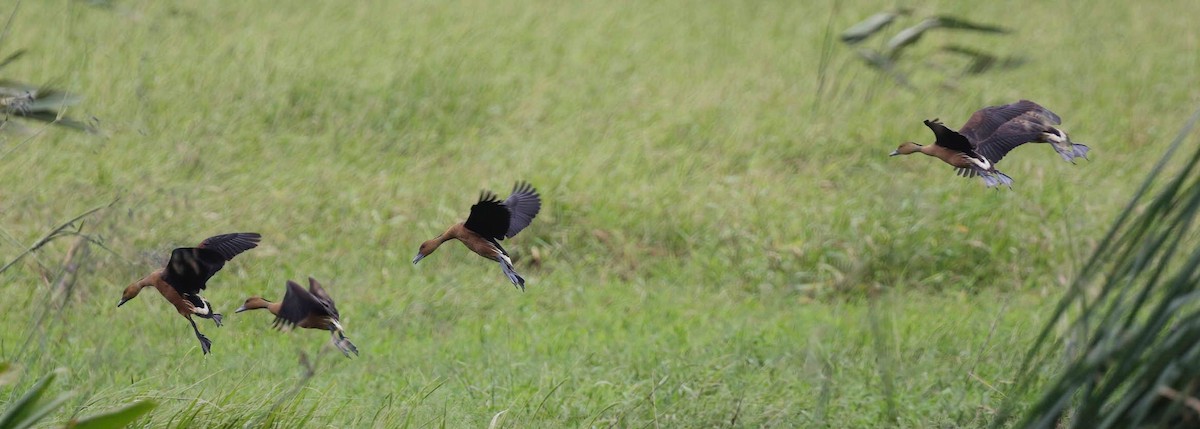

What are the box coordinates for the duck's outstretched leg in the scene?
[980,173,997,188]
[1047,129,1090,164]
[992,170,1014,189]
[187,316,212,355]
[497,254,525,291]
[208,313,224,327]
[338,338,359,357]
[978,169,1014,189]
[1054,142,1091,164]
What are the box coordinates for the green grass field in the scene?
[2,0,1199,427]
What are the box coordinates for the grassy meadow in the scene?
[2,0,1199,427]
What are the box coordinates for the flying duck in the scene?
[236,277,358,357]
[118,232,261,355]
[413,181,542,290]
[890,100,1089,187]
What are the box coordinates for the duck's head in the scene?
[412,240,439,264]
[117,282,147,307]
[235,297,271,313]
[890,142,922,157]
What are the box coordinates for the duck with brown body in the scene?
[413,181,542,290]
[118,232,261,355]
[235,277,358,357]
[890,100,1089,188]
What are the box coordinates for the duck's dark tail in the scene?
[188,317,212,355]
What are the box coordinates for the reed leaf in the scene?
[67,401,157,429]
[0,75,95,133]
[840,10,905,44]
[0,369,70,429]
[932,16,1008,33]
[0,366,154,429]
[883,18,939,59]
[0,50,24,70]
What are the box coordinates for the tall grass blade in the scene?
[487,409,508,429]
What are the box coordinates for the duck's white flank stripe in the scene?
[192,299,211,315]
[969,156,991,170]
[1044,129,1066,143]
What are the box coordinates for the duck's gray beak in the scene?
[235,305,248,313]
[117,298,129,307]
[889,150,900,157]
[412,253,425,264]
